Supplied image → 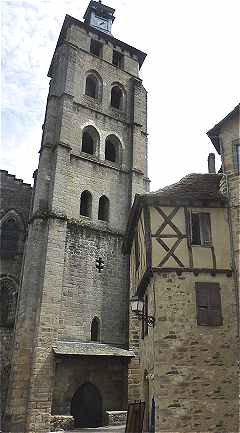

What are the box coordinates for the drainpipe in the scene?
[220,141,239,337]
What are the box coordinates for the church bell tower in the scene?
[5,2,148,432]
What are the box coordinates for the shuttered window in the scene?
[191,213,212,246]
[195,282,223,326]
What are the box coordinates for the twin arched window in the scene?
[81,126,121,165]
[80,192,109,222]
[84,72,125,112]
[0,278,18,327]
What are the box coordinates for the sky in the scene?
[1,0,239,191]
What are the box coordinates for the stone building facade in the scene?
[0,170,32,420]
[207,104,240,287]
[124,169,239,431]
[2,2,149,432]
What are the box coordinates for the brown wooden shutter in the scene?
[195,282,223,326]
[200,213,212,245]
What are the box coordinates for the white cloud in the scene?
[1,0,239,189]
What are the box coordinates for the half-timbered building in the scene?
[123,172,239,433]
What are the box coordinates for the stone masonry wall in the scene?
[0,170,32,422]
[57,222,129,347]
[140,271,238,433]
[52,356,128,416]
[219,113,240,277]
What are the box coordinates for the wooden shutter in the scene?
[191,213,201,245]
[200,213,212,245]
[195,282,223,326]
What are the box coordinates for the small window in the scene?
[195,282,223,326]
[98,196,109,222]
[0,279,18,327]
[90,39,102,57]
[111,86,123,110]
[80,190,92,217]
[0,219,19,256]
[81,126,99,155]
[191,213,211,246]
[91,317,100,341]
[82,131,94,154]
[105,135,121,164]
[235,144,240,174]
[112,50,124,68]
[85,75,98,99]
[105,140,116,162]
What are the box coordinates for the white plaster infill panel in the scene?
[52,341,135,357]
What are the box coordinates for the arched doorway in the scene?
[71,382,102,427]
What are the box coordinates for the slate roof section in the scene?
[53,341,134,357]
[123,173,226,254]
[143,173,225,203]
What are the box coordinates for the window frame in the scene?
[90,39,103,58]
[190,212,212,246]
[195,282,223,326]
[112,50,124,69]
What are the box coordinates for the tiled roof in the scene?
[145,173,225,203]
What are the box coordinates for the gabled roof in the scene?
[48,14,147,77]
[207,103,240,153]
[123,173,226,254]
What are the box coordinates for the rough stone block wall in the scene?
[139,271,239,433]
[0,170,32,422]
[57,222,129,346]
[219,114,239,276]
[51,357,128,416]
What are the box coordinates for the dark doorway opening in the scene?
[71,382,102,428]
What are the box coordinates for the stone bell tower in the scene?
[5,1,148,432]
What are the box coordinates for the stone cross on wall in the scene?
[96,257,104,273]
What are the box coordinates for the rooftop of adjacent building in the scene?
[123,172,226,254]
[0,169,32,189]
[207,103,240,153]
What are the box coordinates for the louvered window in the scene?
[195,282,223,326]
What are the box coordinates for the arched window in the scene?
[85,75,98,98]
[98,196,109,222]
[0,218,19,255]
[80,191,92,218]
[81,126,99,155]
[85,72,102,100]
[0,278,18,327]
[111,85,124,110]
[105,135,121,164]
[91,317,100,342]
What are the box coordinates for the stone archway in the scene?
[71,382,102,428]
